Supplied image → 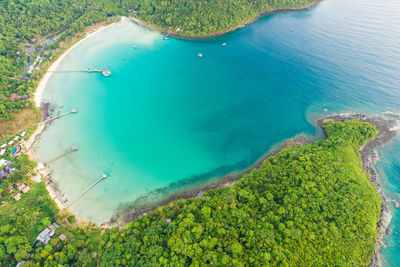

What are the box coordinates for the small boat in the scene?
[102,70,112,77]
[197,53,203,58]
[290,27,295,32]
[163,36,169,40]
[222,43,226,46]
[133,45,137,49]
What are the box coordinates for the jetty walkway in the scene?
[26,109,77,150]
[45,146,78,164]
[44,109,77,123]
[48,68,111,76]
[66,174,108,208]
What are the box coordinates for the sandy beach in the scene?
[29,19,119,160]
[28,20,120,210]
[34,21,118,108]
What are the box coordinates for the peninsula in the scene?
[0,0,397,266]
[0,117,392,265]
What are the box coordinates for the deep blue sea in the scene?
[33,0,400,264]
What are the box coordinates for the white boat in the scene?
[102,70,112,77]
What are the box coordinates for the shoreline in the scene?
[110,134,313,225]
[26,2,326,216]
[128,0,322,39]
[316,112,400,267]
[28,20,120,211]
[33,21,118,108]
[110,111,400,266]
[23,10,396,265]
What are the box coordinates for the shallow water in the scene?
[377,140,400,266]
[34,0,400,263]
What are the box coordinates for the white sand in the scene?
[34,22,117,107]
[29,21,120,211]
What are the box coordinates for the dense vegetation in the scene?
[0,1,382,265]
[129,0,319,35]
[0,154,102,266]
[0,0,126,123]
[0,120,382,265]
[98,120,381,266]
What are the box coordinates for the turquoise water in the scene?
[34,0,400,263]
[377,140,400,266]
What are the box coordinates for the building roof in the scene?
[37,228,51,242]
[17,183,26,191]
[13,193,21,201]
[59,234,67,241]
[0,144,6,149]
[21,131,27,137]
[36,222,60,244]
[0,162,13,179]
[0,169,10,179]
[0,159,7,166]
[7,140,13,146]
[21,186,31,194]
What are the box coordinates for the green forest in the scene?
[0,0,126,123]
[0,120,382,265]
[129,0,319,36]
[0,1,382,266]
[98,120,381,266]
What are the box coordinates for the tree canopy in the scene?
[0,120,382,266]
[127,0,318,36]
[99,120,381,266]
[0,0,126,122]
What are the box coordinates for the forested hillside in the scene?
[0,120,381,265]
[0,0,125,124]
[99,120,381,266]
[129,0,319,35]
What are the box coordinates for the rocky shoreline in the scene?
[109,134,312,225]
[128,0,322,40]
[27,102,70,209]
[316,112,400,267]
[33,101,400,266]
[111,112,400,266]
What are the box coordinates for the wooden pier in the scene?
[66,174,108,208]
[45,146,79,164]
[48,68,111,76]
[44,109,77,123]
[26,109,77,151]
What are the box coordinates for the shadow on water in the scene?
[110,134,312,225]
